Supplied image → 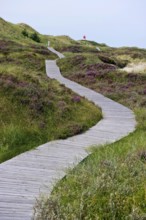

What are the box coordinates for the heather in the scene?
[0,20,102,162]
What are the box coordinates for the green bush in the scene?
[22,29,29,37]
[98,54,128,68]
[30,32,41,43]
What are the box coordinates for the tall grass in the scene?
[35,129,146,219]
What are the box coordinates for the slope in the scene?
[0,18,102,162]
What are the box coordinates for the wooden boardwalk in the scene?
[0,48,136,219]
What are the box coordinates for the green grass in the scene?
[34,43,146,219]
[0,17,49,46]
[0,19,102,163]
[35,130,146,220]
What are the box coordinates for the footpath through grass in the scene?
[0,20,102,163]
[0,40,102,163]
[34,46,146,219]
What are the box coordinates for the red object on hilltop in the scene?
[83,35,86,40]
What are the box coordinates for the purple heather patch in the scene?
[72,95,81,103]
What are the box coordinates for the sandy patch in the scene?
[123,62,146,73]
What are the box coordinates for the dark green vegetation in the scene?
[35,39,146,219]
[22,29,41,42]
[0,18,102,162]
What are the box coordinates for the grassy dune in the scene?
[35,42,146,219]
[0,19,102,163]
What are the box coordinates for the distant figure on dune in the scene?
[83,35,86,40]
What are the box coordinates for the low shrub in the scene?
[30,32,41,43]
[22,29,29,37]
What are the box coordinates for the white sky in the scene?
[0,0,146,48]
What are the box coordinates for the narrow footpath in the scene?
[0,48,136,220]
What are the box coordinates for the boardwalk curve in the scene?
[0,48,136,219]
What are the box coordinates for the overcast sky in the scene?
[0,0,146,48]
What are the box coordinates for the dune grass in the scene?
[34,46,146,219]
[35,129,146,220]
